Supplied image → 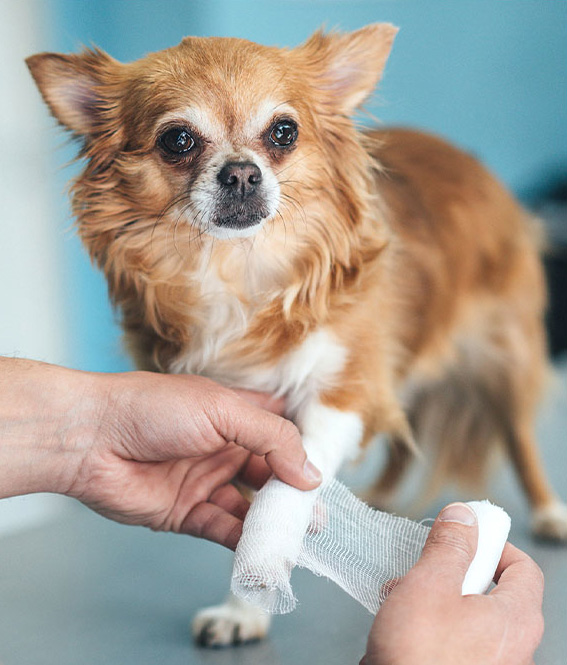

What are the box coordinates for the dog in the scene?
[27,23,567,647]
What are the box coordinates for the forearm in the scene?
[0,357,98,498]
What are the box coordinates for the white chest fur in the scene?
[174,323,347,417]
[169,259,250,375]
[254,329,348,419]
[170,295,347,419]
[168,248,349,415]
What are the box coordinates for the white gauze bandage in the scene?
[232,479,511,614]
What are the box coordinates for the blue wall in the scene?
[45,0,567,371]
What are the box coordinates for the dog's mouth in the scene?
[211,205,271,230]
[211,161,273,232]
[189,159,280,238]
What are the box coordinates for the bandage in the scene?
[231,479,510,614]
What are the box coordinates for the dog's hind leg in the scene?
[438,323,567,541]
[369,312,567,542]
[495,315,567,540]
[192,591,270,648]
[364,437,414,507]
[502,415,567,540]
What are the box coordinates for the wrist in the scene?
[0,357,104,498]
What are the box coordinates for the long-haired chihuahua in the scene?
[28,24,567,646]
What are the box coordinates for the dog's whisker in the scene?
[274,150,319,178]
[279,193,308,230]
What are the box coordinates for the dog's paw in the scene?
[531,500,567,542]
[192,598,271,648]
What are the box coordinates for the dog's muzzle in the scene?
[213,161,271,229]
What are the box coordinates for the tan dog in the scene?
[28,24,566,646]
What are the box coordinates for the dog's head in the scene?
[27,26,396,248]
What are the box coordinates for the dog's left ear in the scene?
[294,23,398,114]
[26,48,122,140]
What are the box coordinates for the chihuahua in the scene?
[28,24,566,646]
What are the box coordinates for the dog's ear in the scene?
[26,48,122,138]
[295,23,398,114]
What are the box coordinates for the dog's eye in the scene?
[160,127,195,154]
[269,120,298,147]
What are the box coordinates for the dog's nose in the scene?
[218,162,262,197]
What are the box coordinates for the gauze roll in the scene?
[461,500,511,595]
[231,479,511,614]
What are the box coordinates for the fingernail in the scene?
[439,502,477,526]
[303,459,323,484]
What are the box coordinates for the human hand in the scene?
[361,503,544,665]
[0,358,321,549]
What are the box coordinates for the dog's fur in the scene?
[28,24,567,646]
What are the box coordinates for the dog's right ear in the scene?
[26,48,122,138]
[293,24,398,115]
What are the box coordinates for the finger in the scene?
[380,577,400,600]
[209,484,250,521]
[180,502,243,550]
[163,445,250,528]
[116,374,321,490]
[210,393,322,491]
[237,454,272,490]
[407,502,478,596]
[493,542,540,584]
[491,542,544,608]
[488,544,545,657]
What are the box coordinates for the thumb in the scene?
[410,502,478,596]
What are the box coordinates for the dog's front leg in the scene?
[192,590,271,647]
[230,399,364,613]
[192,399,363,646]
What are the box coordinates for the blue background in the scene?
[42,0,567,371]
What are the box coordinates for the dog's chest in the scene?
[168,263,348,412]
[169,262,250,375]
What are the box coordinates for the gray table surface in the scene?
[1,361,566,665]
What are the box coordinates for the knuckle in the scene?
[521,555,545,599]
[530,559,545,587]
[275,418,302,451]
[180,504,208,539]
[226,521,244,551]
[428,524,477,560]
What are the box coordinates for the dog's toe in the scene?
[532,500,567,542]
[192,601,270,648]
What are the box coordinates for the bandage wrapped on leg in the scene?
[231,428,351,614]
[231,477,318,614]
[232,478,511,614]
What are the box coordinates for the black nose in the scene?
[217,161,262,198]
